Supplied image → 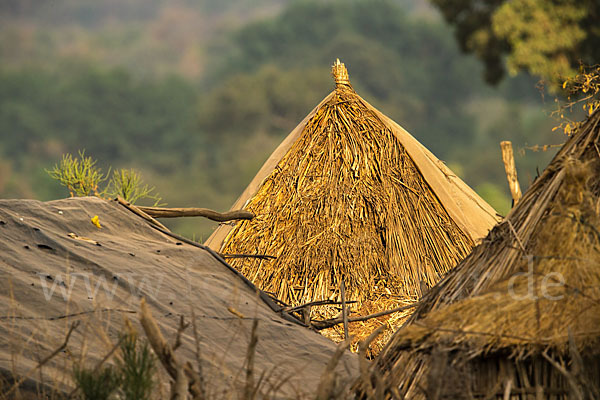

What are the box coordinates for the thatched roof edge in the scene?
[204,92,336,250]
[408,110,600,321]
[355,93,500,241]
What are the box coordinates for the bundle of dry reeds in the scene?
[221,61,475,351]
[399,159,600,352]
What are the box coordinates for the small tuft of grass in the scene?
[117,333,156,400]
[73,365,121,400]
[47,150,161,205]
[105,169,162,206]
[46,150,108,197]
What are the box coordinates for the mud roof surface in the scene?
[0,197,356,397]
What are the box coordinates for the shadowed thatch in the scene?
[206,60,499,350]
[364,110,600,398]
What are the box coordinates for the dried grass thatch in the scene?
[207,60,499,351]
[364,110,600,398]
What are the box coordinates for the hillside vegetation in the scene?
[0,0,563,239]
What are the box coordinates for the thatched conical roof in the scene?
[365,110,600,398]
[206,60,499,348]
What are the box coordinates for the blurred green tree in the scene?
[205,0,492,158]
[431,0,599,88]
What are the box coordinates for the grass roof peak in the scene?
[206,62,499,351]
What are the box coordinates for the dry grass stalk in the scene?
[189,307,206,399]
[357,325,386,399]
[172,362,189,400]
[312,302,417,330]
[221,61,475,352]
[315,336,353,400]
[4,321,79,398]
[340,279,349,340]
[243,319,259,400]
[139,298,204,399]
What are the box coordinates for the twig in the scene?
[315,336,353,400]
[0,308,136,321]
[172,362,189,400]
[358,325,386,399]
[506,219,526,253]
[482,379,504,400]
[173,315,190,351]
[340,278,349,340]
[140,298,178,378]
[221,254,276,260]
[137,206,254,222]
[283,299,357,313]
[502,379,512,400]
[5,321,79,397]
[301,304,312,326]
[312,303,417,330]
[541,350,584,400]
[244,319,259,400]
[116,196,170,231]
[190,307,206,399]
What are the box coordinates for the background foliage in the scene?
[431,0,599,88]
[0,0,574,239]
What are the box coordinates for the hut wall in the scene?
[417,352,600,399]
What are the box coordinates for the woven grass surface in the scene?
[221,65,476,351]
[363,110,600,397]
[397,159,600,354]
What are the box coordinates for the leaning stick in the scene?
[312,302,418,330]
[116,197,170,231]
[500,141,522,205]
[140,298,178,377]
[137,206,254,222]
[243,319,259,400]
[222,254,276,260]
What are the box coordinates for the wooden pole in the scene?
[136,206,254,222]
[500,141,522,205]
[116,196,171,231]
